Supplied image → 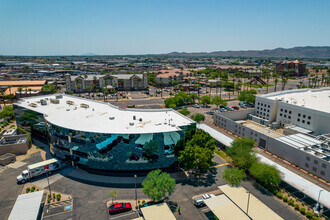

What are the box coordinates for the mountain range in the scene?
[163,46,330,58]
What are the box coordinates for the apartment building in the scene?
[65,72,148,92]
[155,70,193,86]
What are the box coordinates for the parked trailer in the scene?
[16,158,62,183]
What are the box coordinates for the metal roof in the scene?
[8,190,44,220]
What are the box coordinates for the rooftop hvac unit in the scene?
[40,99,47,105]
[133,116,136,120]
[50,99,59,104]
[80,103,89,108]
[109,117,115,120]
[55,94,63,99]
[66,100,74,105]
[29,103,38,108]
[129,122,134,126]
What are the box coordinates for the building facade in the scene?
[155,70,193,86]
[276,60,306,76]
[65,72,148,92]
[14,94,195,173]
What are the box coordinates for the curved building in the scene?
[14,94,195,173]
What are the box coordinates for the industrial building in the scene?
[13,94,195,173]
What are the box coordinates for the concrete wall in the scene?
[0,134,30,155]
[255,96,278,122]
[219,108,255,121]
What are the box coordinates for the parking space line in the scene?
[213,163,229,168]
[109,211,138,219]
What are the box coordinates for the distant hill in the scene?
[164,46,330,58]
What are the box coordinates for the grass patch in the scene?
[215,149,232,162]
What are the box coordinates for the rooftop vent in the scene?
[139,118,142,122]
[80,103,89,108]
[66,109,70,111]
[129,122,134,126]
[29,103,37,108]
[40,99,47,105]
[109,117,115,120]
[133,116,136,120]
[66,100,74,105]
[55,94,63,99]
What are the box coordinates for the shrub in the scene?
[294,204,300,210]
[142,200,146,205]
[306,212,313,219]
[276,192,283,199]
[288,199,294,206]
[56,194,61,201]
[282,196,288,202]
[10,150,16,155]
[47,198,51,203]
[48,194,51,199]
[26,187,30,193]
[138,200,140,204]
[312,216,319,220]
[31,186,36,191]
[53,193,56,201]
[300,208,306,215]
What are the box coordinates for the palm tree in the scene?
[28,88,32,95]
[7,85,12,95]
[17,87,23,98]
[1,92,6,107]
[281,77,288,91]
[274,78,279,92]
[23,85,29,95]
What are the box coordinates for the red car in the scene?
[109,202,132,214]
[130,153,139,161]
[232,106,239,110]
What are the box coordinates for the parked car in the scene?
[129,153,139,161]
[219,108,227,112]
[226,107,234,111]
[193,104,200,108]
[109,203,132,214]
[193,194,215,207]
[240,104,247,108]
[205,111,213,115]
[239,102,245,106]
[246,103,255,107]
[232,106,239,110]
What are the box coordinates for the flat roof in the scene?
[258,88,330,113]
[219,185,283,220]
[237,120,284,138]
[204,194,249,220]
[257,154,330,208]
[0,80,46,86]
[14,94,194,134]
[140,203,176,220]
[8,190,44,220]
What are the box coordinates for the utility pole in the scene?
[46,170,51,196]
[134,174,138,210]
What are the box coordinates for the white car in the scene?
[193,194,215,207]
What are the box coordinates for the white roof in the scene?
[276,133,323,149]
[259,88,330,113]
[197,124,233,147]
[257,154,330,208]
[204,195,249,220]
[28,158,58,170]
[140,203,176,220]
[14,94,194,134]
[219,185,283,220]
[8,190,44,220]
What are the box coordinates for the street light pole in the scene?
[134,174,137,209]
[246,191,251,215]
[316,189,324,210]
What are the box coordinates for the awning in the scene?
[96,135,118,150]
[164,132,175,146]
[135,133,153,145]
[169,132,181,144]
[122,134,129,139]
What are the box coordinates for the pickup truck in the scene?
[16,158,63,184]
[193,194,215,207]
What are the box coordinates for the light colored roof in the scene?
[197,124,233,147]
[140,203,176,220]
[0,80,46,86]
[28,158,58,170]
[259,88,330,114]
[257,154,330,208]
[204,194,249,220]
[8,190,44,220]
[70,74,143,81]
[219,185,283,220]
[14,94,194,134]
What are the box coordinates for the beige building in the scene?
[65,73,148,92]
[155,70,193,86]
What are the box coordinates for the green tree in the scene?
[41,84,57,94]
[222,168,246,186]
[0,106,14,119]
[178,109,190,116]
[226,137,257,171]
[144,140,158,158]
[212,96,227,108]
[142,169,176,202]
[108,190,118,204]
[179,129,216,174]
[192,113,205,123]
[249,162,281,187]
[200,95,211,105]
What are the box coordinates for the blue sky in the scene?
[0,0,329,55]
